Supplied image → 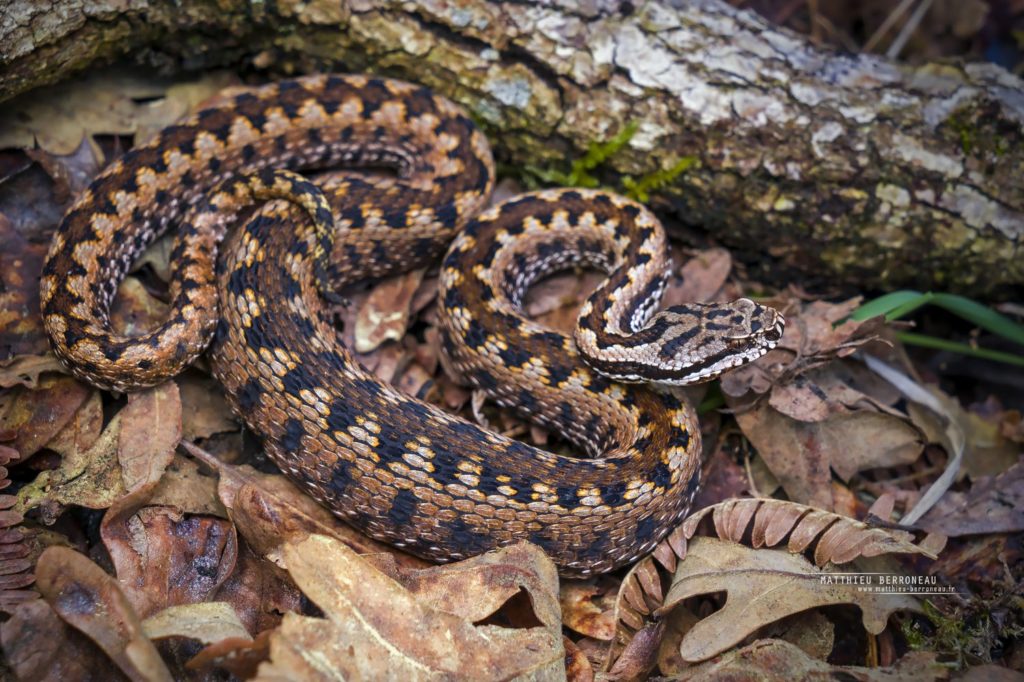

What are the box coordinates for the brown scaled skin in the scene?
[41,74,783,576]
[212,185,703,577]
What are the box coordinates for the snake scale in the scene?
[40,74,784,576]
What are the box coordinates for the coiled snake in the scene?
[40,74,783,576]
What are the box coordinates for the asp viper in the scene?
[40,74,784,576]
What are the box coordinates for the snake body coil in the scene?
[41,74,783,575]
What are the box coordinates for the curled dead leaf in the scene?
[603,552,671,675]
[0,353,66,389]
[212,540,303,639]
[563,636,595,682]
[604,620,665,681]
[186,629,273,679]
[680,498,937,566]
[0,444,37,614]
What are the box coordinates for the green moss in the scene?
[622,156,698,203]
[948,110,1012,158]
[519,121,697,202]
[522,121,639,189]
[949,112,976,155]
[901,598,1024,669]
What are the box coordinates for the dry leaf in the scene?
[34,546,174,681]
[661,247,732,306]
[681,498,937,566]
[960,398,1022,477]
[16,382,180,519]
[603,552,670,674]
[604,620,665,681]
[766,365,901,423]
[657,537,921,662]
[0,374,90,463]
[1,599,129,681]
[178,372,238,440]
[142,601,251,644]
[0,67,237,155]
[564,636,595,682]
[761,610,836,661]
[146,454,227,518]
[254,535,565,681]
[15,413,125,519]
[653,604,700,677]
[560,578,619,640]
[355,268,427,353]
[46,390,104,460]
[108,276,170,338]
[0,444,37,613]
[734,401,924,509]
[211,539,303,638]
[695,439,756,508]
[186,628,273,678]
[117,382,183,492]
[917,457,1024,536]
[102,506,238,620]
[0,353,66,389]
[668,638,948,681]
[526,269,603,333]
[0,216,50,361]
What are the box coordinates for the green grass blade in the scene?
[851,290,929,321]
[698,384,726,414]
[854,291,1024,348]
[929,294,1024,347]
[897,332,1024,367]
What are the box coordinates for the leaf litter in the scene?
[0,64,1019,680]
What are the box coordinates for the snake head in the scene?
[644,298,784,385]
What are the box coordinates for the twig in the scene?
[863,0,917,53]
[178,438,224,471]
[863,355,964,526]
[807,0,821,46]
[887,0,936,59]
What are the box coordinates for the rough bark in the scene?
[1,0,1021,296]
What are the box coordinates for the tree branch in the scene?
[2,0,1021,295]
